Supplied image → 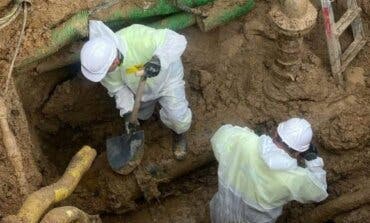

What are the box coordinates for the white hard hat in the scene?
[80,37,117,82]
[277,118,313,152]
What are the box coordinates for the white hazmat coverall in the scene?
[90,21,192,134]
[210,125,328,223]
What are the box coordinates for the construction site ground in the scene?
[0,0,369,222]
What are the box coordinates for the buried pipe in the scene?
[33,12,197,74]
[24,0,255,74]
[16,0,215,70]
[149,12,196,30]
[1,146,97,223]
[90,0,214,24]
[40,206,101,223]
[17,10,90,71]
[16,0,257,72]
[66,147,214,214]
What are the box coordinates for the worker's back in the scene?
[211,124,328,212]
[117,24,167,68]
[101,24,186,102]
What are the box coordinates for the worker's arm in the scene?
[305,157,328,191]
[154,29,187,70]
[295,157,328,203]
[211,125,255,162]
[112,85,135,117]
[100,70,135,117]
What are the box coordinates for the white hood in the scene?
[259,135,298,171]
[89,20,126,56]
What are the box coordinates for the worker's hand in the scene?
[135,70,145,77]
[123,113,140,135]
[302,143,318,161]
[125,120,139,135]
[144,55,161,78]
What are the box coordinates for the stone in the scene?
[344,67,365,86]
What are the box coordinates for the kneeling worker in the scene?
[210,118,328,223]
[80,21,192,160]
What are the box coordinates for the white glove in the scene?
[114,86,135,117]
[305,157,327,189]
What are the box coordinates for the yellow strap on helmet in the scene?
[125,64,144,74]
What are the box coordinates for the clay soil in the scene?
[0,0,370,222]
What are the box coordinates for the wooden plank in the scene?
[341,38,367,70]
[347,0,365,39]
[351,16,366,40]
[321,0,366,85]
[335,7,361,36]
[322,1,342,81]
[339,0,367,73]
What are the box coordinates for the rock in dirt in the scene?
[344,67,365,86]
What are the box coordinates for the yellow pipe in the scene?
[40,206,101,223]
[13,146,97,223]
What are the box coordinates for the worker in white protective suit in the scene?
[80,21,192,160]
[210,118,328,223]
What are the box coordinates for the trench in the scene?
[1,0,370,222]
[13,25,223,221]
[14,44,221,222]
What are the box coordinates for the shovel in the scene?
[106,72,147,175]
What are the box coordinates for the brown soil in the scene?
[0,0,370,222]
[0,0,103,61]
[0,85,44,217]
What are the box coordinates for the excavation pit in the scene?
[0,1,369,222]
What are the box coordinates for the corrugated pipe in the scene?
[16,0,215,70]
[91,0,213,24]
[149,12,196,30]
[34,12,197,74]
[17,0,255,73]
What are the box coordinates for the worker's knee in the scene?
[159,108,192,134]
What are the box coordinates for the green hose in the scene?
[19,11,89,70]
[16,0,255,71]
[93,0,213,23]
[197,0,255,32]
[149,12,196,30]
[17,0,214,69]
[34,12,197,73]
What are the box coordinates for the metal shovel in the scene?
[106,73,147,175]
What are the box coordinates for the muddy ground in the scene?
[0,0,369,222]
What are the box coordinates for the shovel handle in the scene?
[129,75,146,124]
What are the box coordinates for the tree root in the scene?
[1,146,97,223]
[0,96,29,195]
[40,206,101,223]
[302,185,370,223]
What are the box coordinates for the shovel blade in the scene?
[106,130,144,174]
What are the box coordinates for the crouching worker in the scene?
[80,21,192,160]
[210,118,328,223]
